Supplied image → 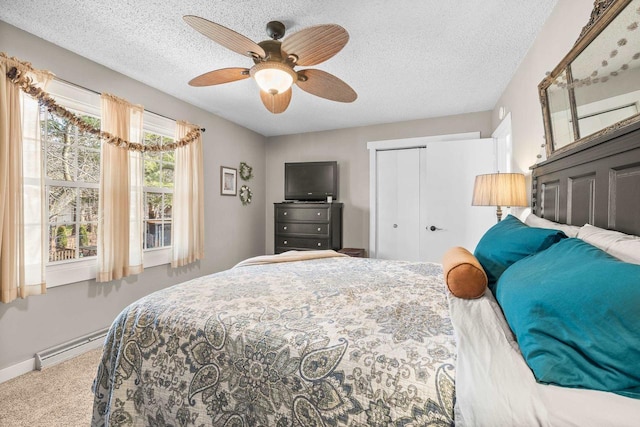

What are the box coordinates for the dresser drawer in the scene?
[276,222,328,235]
[275,236,330,250]
[276,207,329,222]
[274,202,342,254]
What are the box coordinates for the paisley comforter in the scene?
[92,255,456,426]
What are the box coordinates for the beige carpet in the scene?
[0,348,102,427]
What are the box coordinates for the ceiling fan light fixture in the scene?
[250,62,297,95]
[184,18,356,112]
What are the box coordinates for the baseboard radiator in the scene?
[35,327,109,370]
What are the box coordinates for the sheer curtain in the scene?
[171,120,204,267]
[97,94,144,282]
[0,54,52,303]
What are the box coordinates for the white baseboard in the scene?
[0,357,36,384]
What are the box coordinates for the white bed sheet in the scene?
[449,290,640,426]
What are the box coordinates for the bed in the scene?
[92,122,640,426]
[92,252,458,426]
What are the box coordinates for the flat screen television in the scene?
[284,161,338,201]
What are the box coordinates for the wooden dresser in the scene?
[274,202,343,254]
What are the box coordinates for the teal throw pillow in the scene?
[496,238,640,398]
[473,214,566,292]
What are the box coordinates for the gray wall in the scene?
[491,0,594,173]
[264,111,493,253]
[0,22,267,370]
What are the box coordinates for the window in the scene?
[42,80,176,286]
[42,107,100,262]
[143,132,175,250]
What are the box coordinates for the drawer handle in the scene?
[317,212,321,216]
[317,242,322,247]
[283,226,288,230]
[317,227,321,232]
[283,212,287,216]
[284,240,288,245]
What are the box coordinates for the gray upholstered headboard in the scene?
[531,120,640,236]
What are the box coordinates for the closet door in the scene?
[420,138,495,262]
[376,148,423,261]
[374,139,495,262]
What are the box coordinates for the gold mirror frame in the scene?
[539,0,640,157]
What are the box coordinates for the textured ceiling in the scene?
[1,0,559,137]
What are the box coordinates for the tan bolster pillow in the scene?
[442,246,488,299]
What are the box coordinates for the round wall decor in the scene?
[239,185,253,205]
[239,162,254,180]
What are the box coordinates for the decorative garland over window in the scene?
[6,64,202,153]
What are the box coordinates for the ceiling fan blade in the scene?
[282,25,349,66]
[259,88,292,114]
[296,69,357,103]
[183,15,266,59]
[188,68,250,87]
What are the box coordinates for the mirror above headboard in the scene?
[539,0,640,157]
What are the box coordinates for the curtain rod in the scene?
[53,76,206,132]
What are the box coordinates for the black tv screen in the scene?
[284,161,338,201]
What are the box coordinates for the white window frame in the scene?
[44,80,175,288]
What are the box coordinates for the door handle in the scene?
[393,224,398,228]
[429,225,443,231]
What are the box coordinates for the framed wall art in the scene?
[220,166,237,196]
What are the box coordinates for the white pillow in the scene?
[577,224,640,265]
[523,213,581,238]
[517,207,531,223]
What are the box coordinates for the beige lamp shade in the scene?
[472,173,527,221]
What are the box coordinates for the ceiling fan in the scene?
[183,16,357,114]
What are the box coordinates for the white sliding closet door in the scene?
[372,137,495,262]
[376,148,423,260]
